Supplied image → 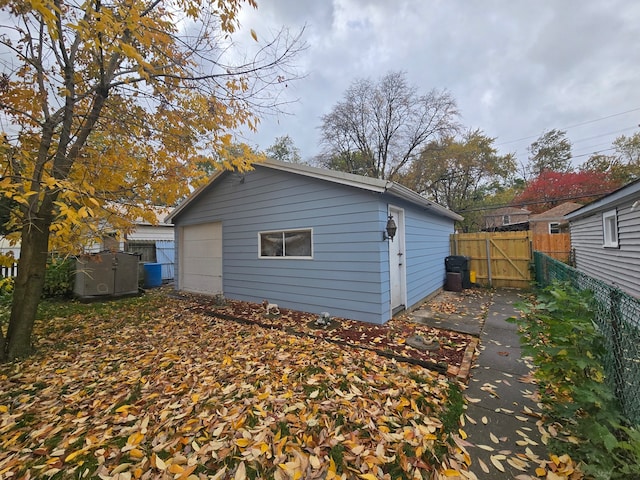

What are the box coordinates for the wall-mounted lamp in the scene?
[383,214,397,241]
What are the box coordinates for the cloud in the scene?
[234,0,640,166]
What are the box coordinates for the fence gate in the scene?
[451,231,533,289]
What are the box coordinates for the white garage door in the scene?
[180,222,222,295]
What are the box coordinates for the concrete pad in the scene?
[409,289,491,337]
[466,366,541,413]
[412,311,483,336]
[475,342,531,376]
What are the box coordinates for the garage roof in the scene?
[166,158,463,223]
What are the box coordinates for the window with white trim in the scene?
[259,229,313,258]
[602,209,619,248]
[549,222,560,234]
[502,215,510,225]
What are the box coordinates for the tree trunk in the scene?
[2,215,52,361]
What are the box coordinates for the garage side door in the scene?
[180,222,222,295]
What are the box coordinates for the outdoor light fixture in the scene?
[383,214,397,241]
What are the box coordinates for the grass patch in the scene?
[512,282,640,479]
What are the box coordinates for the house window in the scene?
[502,215,510,225]
[549,222,561,234]
[602,209,619,248]
[259,229,313,258]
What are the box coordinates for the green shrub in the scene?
[42,257,74,298]
[511,282,640,479]
[0,276,13,297]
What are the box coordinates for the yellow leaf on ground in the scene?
[155,455,166,471]
[64,449,86,462]
[235,438,251,448]
[490,456,505,472]
[442,469,460,476]
[129,448,144,459]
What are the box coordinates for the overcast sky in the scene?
[233,0,640,169]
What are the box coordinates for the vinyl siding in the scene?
[128,225,175,242]
[570,199,640,298]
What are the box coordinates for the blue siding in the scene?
[173,166,455,324]
[175,168,389,324]
[404,208,453,307]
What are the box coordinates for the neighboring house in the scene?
[483,207,530,231]
[529,202,582,235]
[566,179,640,298]
[0,208,175,281]
[166,159,463,325]
[102,208,175,281]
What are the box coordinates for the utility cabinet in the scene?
[74,252,140,298]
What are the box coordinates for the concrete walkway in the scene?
[462,289,548,479]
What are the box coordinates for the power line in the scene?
[456,189,617,213]
[496,107,640,147]
[571,125,638,146]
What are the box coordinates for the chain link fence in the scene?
[534,252,640,425]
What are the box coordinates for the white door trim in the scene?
[388,206,407,318]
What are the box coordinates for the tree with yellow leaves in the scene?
[0,0,303,360]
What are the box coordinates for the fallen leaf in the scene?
[490,456,505,472]
[235,461,246,480]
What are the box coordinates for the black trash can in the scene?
[445,255,472,289]
[445,272,463,292]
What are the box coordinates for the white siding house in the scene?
[1,208,175,281]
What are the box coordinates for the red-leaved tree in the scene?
[513,171,621,213]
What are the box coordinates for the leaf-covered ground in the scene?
[0,292,474,479]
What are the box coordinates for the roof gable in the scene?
[529,202,582,221]
[484,206,531,217]
[167,159,462,222]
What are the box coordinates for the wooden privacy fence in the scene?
[532,233,571,262]
[450,231,573,288]
[450,231,533,289]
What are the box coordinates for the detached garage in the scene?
[166,159,462,325]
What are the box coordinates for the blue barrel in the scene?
[143,263,162,288]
